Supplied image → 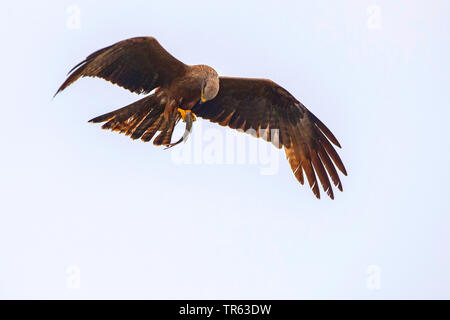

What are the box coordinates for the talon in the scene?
[177,108,187,121]
[177,108,197,122]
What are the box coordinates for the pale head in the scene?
[195,65,219,103]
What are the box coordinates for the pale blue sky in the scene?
[0,0,449,299]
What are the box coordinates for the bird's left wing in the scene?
[192,77,347,199]
[55,37,187,96]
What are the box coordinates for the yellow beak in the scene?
[201,90,206,103]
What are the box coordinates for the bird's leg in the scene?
[177,108,196,122]
[165,108,195,149]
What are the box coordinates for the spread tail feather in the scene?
[89,94,182,146]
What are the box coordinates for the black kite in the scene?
[56,37,347,199]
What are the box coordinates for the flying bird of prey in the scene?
[56,36,347,199]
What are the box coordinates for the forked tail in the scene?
[89,94,189,147]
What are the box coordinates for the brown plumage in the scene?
[56,36,347,199]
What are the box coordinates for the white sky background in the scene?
[0,0,449,299]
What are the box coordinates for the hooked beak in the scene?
[200,90,206,104]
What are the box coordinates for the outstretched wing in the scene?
[192,77,347,199]
[55,37,187,95]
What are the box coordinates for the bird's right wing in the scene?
[193,77,347,199]
[55,37,187,95]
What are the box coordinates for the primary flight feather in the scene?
[56,36,347,199]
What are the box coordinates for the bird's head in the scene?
[200,68,219,103]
